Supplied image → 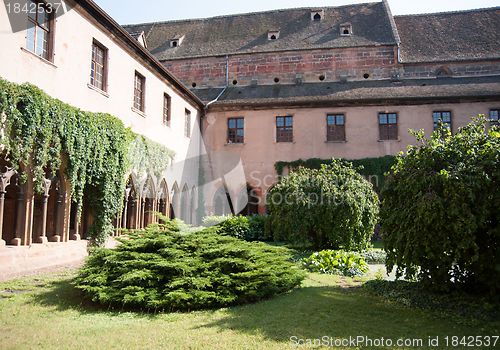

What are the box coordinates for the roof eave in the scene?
[208,94,500,111]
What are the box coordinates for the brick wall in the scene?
[161,45,398,88]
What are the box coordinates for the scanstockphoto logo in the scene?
[3,0,74,33]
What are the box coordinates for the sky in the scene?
[93,0,500,25]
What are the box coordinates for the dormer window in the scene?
[268,30,280,40]
[340,23,352,36]
[169,35,185,48]
[129,31,148,48]
[311,9,324,21]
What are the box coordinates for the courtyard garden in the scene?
[0,118,499,349]
[1,266,498,349]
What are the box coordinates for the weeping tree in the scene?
[267,160,379,250]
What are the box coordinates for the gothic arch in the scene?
[213,185,232,216]
[158,178,170,219]
[122,175,139,229]
[170,182,180,219]
[141,175,156,228]
[1,169,20,246]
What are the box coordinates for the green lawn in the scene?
[371,240,384,249]
[0,271,498,350]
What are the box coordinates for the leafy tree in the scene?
[381,117,499,293]
[267,160,379,250]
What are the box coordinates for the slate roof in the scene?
[200,76,500,107]
[123,2,398,60]
[394,7,500,63]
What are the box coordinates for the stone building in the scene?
[124,1,500,214]
[0,0,499,258]
[0,0,204,251]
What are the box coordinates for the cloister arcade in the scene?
[0,158,198,247]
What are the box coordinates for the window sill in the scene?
[20,47,57,68]
[87,84,109,98]
[131,107,146,118]
[225,142,245,146]
[274,141,296,144]
[377,139,401,142]
[325,140,347,143]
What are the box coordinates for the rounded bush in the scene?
[217,215,250,239]
[202,215,271,242]
[76,223,305,311]
[381,118,500,293]
[267,159,379,250]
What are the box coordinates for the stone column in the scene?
[130,197,137,229]
[154,199,158,224]
[0,190,6,247]
[122,189,130,230]
[71,203,80,241]
[140,197,145,228]
[11,186,24,246]
[50,189,64,242]
[35,178,52,244]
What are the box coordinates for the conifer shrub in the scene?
[76,222,305,311]
[381,117,500,293]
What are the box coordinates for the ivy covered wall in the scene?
[0,78,174,244]
[275,156,396,190]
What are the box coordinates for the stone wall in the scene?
[162,46,398,88]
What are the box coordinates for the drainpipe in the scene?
[206,54,229,108]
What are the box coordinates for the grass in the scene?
[0,270,498,350]
[371,240,384,250]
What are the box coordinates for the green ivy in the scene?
[0,78,174,245]
[275,156,396,190]
[128,134,175,180]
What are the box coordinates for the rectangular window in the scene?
[90,40,107,91]
[327,114,346,141]
[26,0,53,61]
[133,72,146,112]
[276,116,293,142]
[432,111,452,131]
[184,109,191,137]
[163,94,171,126]
[378,113,398,140]
[489,109,499,127]
[227,117,244,143]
